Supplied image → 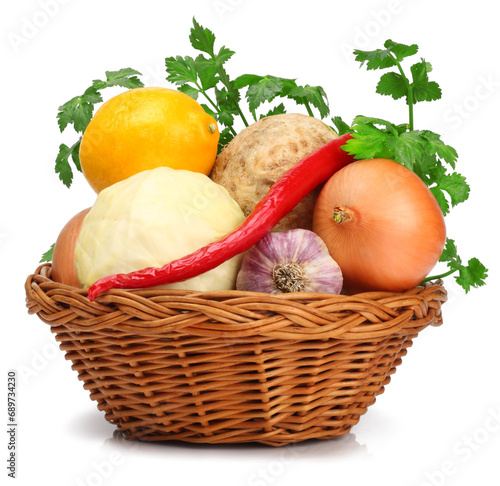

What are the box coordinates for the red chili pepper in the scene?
[87,132,354,301]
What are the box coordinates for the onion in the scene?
[312,158,446,293]
[236,229,343,294]
[52,208,90,287]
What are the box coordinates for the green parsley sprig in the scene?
[55,68,144,188]
[428,239,488,293]
[165,18,330,151]
[332,40,487,292]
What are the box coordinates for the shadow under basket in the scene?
[25,263,447,446]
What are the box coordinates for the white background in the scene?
[2,1,499,485]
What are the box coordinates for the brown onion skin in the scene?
[52,208,91,287]
[312,158,446,294]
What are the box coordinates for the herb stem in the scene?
[221,79,249,128]
[421,268,456,283]
[304,102,314,117]
[195,82,238,136]
[196,83,220,113]
[407,87,415,131]
[235,104,249,127]
[394,58,414,131]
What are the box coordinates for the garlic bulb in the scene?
[236,229,343,294]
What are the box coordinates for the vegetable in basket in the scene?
[51,208,90,287]
[236,229,343,294]
[312,158,446,293]
[210,113,339,232]
[75,167,245,292]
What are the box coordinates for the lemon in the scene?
[79,87,219,193]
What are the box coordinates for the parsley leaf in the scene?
[455,258,488,293]
[383,130,426,170]
[214,85,240,128]
[342,118,394,160]
[376,72,408,100]
[287,84,330,119]
[239,75,287,114]
[189,17,216,56]
[39,243,54,263]
[354,40,418,70]
[331,116,352,136]
[261,103,287,118]
[433,172,470,208]
[55,68,144,187]
[92,68,143,90]
[165,56,198,85]
[55,140,81,188]
[57,87,102,133]
[421,130,458,168]
[386,40,419,63]
[410,60,442,103]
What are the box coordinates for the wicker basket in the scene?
[25,263,446,446]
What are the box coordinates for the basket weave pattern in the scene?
[25,264,446,446]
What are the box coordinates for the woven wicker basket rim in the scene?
[26,263,447,340]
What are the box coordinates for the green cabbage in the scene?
[75,167,245,291]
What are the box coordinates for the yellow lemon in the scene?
[79,87,219,193]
